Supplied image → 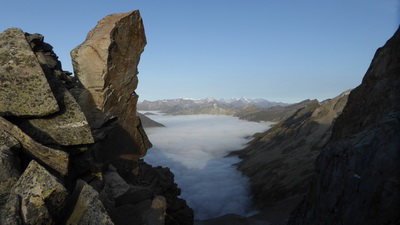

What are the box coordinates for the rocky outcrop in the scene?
[136,160,194,225]
[0,116,69,176]
[0,193,22,225]
[235,92,349,224]
[12,160,69,225]
[288,27,400,225]
[0,10,193,225]
[71,11,152,177]
[0,130,21,185]
[66,180,114,225]
[0,28,59,117]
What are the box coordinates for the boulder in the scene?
[0,116,69,175]
[99,164,129,209]
[0,28,59,117]
[115,186,154,207]
[0,130,21,183]
[108,196,166,225]
[22,88,94,146]
[12,160,69,225]
[13,33,94,146]
[70,10,151,176]
[142,195,167,225]
[66,180,114,225]
[138,160,194,225]
[288,27,400,225]
[0,193,22,225]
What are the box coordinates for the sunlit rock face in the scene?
[71,10,152,176]
[236,91,349,212]
[288,27,400,225]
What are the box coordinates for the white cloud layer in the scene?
[142,113,273,220]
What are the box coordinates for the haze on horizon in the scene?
[0,0,398,103]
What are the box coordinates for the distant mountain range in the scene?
[137,97,289,115]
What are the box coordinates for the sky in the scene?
[1,1,399,103]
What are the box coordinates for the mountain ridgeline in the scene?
[138,97,290,119]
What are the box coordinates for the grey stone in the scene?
[99,164,129,209]
[66,180,114,225]
[115,186,154,207]
[0,193,22,225]
[108,196,166,225]
[0,116,69,175]
[142,195,167,225]
[0,28,59,117]
[0,130,21,183]
[12,160,69,225]
[20,33,94,146]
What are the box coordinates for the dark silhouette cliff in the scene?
[288,27,400,225]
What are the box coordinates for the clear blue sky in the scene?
[1,1,399,103]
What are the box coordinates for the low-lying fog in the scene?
[141,112,273,220]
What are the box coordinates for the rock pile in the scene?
[0,10,193,225]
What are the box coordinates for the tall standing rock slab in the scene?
[0,28,59,117]
[71,11,151,175]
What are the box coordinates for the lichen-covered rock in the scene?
[0,130,21,194]
[24,89,94,146]
[66,180,114,225]
[8,32,95,146]
[288,27,400,225]
[0,193,22,225]
[71,11,151,175]
[0,116,69,175]
[12,160,69,225]
[0,130,21,183]
[0,28,59,117]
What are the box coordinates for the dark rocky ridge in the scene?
[232,92,349,225]
[215,28,400,225]
[0,10,193,225]
[288,26,400,225]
